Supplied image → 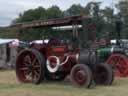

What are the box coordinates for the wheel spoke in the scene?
[20,67,29,71]
[26,72,32,80]
[110,60,115,67]
[34,71,40,78]
[23,62,30,66]
[25,55,32,64]
[33,65,40,68]
[31,71,34,82]
[114,58,118,65]
[32,58,37,66]
[118,57,122,63]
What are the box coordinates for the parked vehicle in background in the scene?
[96,20,128,77]
[0,39,18,68]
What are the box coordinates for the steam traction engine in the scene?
[95,20,128,77]
[97,44,128,77]
[11,15,114,87]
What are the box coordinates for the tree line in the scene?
[0,1,128,41]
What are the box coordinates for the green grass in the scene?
[0,70,128,96]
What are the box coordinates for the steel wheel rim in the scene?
[72,66,87,85]
[16,50,42,83]
[107,54,128,77]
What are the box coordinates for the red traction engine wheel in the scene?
[70,64,93,88]
[16,48,45,84]
[107,54,128,77]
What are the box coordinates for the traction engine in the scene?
[13,16,114,88]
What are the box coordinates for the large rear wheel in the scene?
[70,64,92,88]
[107,54,128,77]
[16,48,45,84]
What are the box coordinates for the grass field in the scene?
[0,70,128,96]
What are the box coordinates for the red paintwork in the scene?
[30,39,78,73]
[52,47,65,53]
[107,54,128,77]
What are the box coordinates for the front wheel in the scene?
[70,64,93,88]
[94,63,114,85]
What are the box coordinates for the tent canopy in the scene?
[0,39,18,45]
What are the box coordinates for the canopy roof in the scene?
[10,15,92,29]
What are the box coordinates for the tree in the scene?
[85,2,105,40]
[116,1,128,38]
[13,7,47,23]
[12,6,63,41]
[46,6,63,19]
[101,7,116,39]
[65,4,85,16]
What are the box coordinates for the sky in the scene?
[0,0,118,27]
